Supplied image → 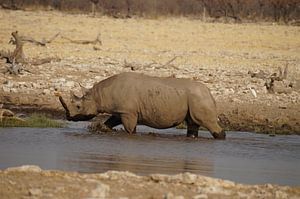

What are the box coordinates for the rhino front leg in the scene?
[104,115,122,129]
[121,113,138,134]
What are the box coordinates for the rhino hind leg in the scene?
[121,113,138,134]
[188,97,225,139]
[186,115,199,137]
[191,113,225,140]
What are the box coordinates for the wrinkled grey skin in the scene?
[59,72,225,139]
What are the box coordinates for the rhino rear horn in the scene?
[70,91,81,100]
[79,83,90,96]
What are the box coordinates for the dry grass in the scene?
[0,10,299,74]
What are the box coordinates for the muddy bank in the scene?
[1,91,299,134]
[0,165,299,199]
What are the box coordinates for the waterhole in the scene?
[0,122,299,186]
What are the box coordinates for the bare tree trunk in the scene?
[202,6,206,21]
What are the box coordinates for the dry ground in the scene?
[1,165,299,199]
[0,9,300,133]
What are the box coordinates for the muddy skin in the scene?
[212,130,226,140]
[104,115,122,129]
[59,95,96,121]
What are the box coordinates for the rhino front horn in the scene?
[58,96,71,119]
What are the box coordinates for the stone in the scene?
[29,188,42,196]
[5,165,42,173]
[65,81,75,88]
[164,192,185,199]
[180,173,198,184]
[42,89,51,95]
[87,181,110,199]
[193,194,208,199]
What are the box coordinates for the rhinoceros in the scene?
[58,72,225,139]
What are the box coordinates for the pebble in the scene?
[29,188,42,196]
[193,194,208,199]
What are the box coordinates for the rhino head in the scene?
[58,87,98,121]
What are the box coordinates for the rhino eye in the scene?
[76,105,80,110]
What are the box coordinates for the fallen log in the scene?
[61,33,102,45]
[19,32,60,47]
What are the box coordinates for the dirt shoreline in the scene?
[1,92,299,134]
[0,165,299,199]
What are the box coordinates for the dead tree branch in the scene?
[0,31,25,64]
[4,59,22,75]
[0,108,26,123]
[19,32,60,46]
[30,57,60,66]
[123,56,180,71]
[123,59,157,71]
[0,3,22,10]
[154,56,180,70]
[1,31,60,75]
[263,64,291,93]
[249,63,292,94]
[61,33,102,45]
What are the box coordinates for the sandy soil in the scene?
[0,9,300,134]
[1,165,299,199]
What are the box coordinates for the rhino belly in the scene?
[138,91,188,129]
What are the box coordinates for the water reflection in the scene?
[64,153,213,176]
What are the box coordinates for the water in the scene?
[0,122,299,186]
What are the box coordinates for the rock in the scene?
[5,165,42,173]
[275,190,288,199]
[10,88,18,93]
[2,86,10,92]
[1,165,300,198]
[273,81,293,94]
[164,192,185,199]
[65,81,75,88]
[193,194,208,199]
[151,174,170,182]
[29,188,42,196]
[106,170,139,180]
[179,173,198,184]
[42,89,51,95]
[87,180,110,199]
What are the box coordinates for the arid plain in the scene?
[1,9,300,198]
[1,9,299,133]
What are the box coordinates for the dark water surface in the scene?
[0,122,299,186]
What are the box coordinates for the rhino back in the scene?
[91,73,139,114]
[92,73,189,128]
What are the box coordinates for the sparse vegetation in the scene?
[176,122,187,129]
[0,113,65,128]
